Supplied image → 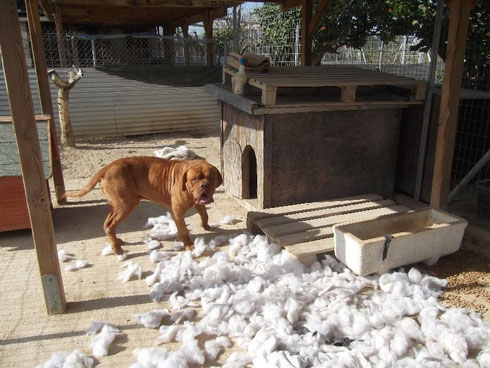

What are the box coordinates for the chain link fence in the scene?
[36,23,226,68]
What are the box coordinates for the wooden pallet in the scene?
[247,194,409,265]
[223,65,427,106]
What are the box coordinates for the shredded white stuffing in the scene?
[65,259,90,272]
[118,261,142,282]
[219,215,235,225]
[134,309,170,329]
[153,145,196,161]
[35,349,94,368]
[57,249,74,262]
[40,221,490,368]
[89,324,120,358]
[130,232,490,367]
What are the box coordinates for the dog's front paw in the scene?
[184,244,195,251]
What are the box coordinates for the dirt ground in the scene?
[0,128,489,367]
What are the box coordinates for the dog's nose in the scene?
[200,181,208,189]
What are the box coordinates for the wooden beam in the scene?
[54,4,68,67]
[176,6,227,27]
[58,0,250,7]
[203,11,215,66]
[301,0,312,66]
[280,0,302,11]
[25,0,67,206]
[181,23,191,66]
[309,0,330,36]
[430,0,476,209]
[0,114,52,123]
[0,0,66,314]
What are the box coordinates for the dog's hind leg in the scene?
[103,201,138,254]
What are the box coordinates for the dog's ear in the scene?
[217,169,223,187]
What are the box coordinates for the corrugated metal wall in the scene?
[0,67,220,138]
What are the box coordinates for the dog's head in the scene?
[183,160,223,205]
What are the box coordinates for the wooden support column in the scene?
[0,0,66,314]
[25,0,66,205]
[203,12,214,66]
[301,0,313,66]
[53,4,68,67]
[430,0,476,208]
[181,23,191,66]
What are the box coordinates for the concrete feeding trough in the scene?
[333,208,468,276]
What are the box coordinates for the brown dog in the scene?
[62,157,223,254]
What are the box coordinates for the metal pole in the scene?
[91,39,97,66]
[295,23,300,66]
[448,148,490,203]
[414,0,445,201]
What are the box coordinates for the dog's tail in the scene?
[61,167,108,200]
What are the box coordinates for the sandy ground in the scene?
[0,128,489,367]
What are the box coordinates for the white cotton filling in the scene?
[101,245,114,256]
[57,249,73,262]
[117,252,128,261]
[147,240,161,250]
[220,215,235,225]
[157,325,183,344]
[36,349,94,368]
[171,309,196,323]
[84,321,118,335]
[205,336,232,360]
[127,226,490,368]
[191,237,207,258]
[154,145,195,161]
[134,309,169,329]
[118,261,142,282]
[89,324,120,358]
[65,259,90,272]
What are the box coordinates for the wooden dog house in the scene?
[208,65,427,209]
[0,116,51,232]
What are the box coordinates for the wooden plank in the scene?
[0,0,66,314]
[272,205,409,245]
[430,0,475,208]
[0,114,51,123]
[204,83,257,114]
[287,237,335,258]
[265,205,406,238]
[0,176,30,232]
[255,199,396,227]
[248,193,383,220]
[253,100,421,115]
[26,0,66,205]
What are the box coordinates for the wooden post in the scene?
[203,12,214,66]
[53,3,68,67]
[0,0,66,314]
[25,0,67,205]
[301,0,313,66]
[181,23,191,66]
[430,0,476,208]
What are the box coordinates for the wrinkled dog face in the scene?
[184,162,223,205]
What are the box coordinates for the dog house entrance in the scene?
[242,146,257,199]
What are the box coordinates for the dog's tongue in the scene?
[197,193,213,205]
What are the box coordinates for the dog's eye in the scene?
[192,177,199,183]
